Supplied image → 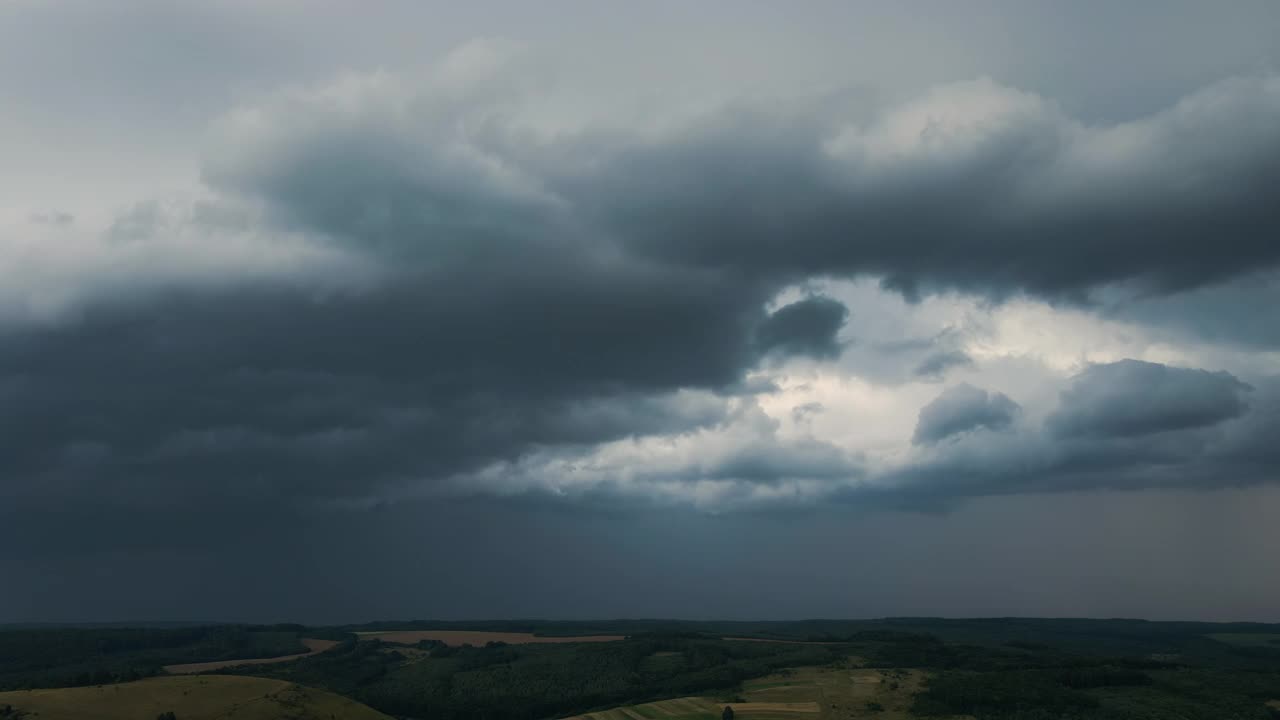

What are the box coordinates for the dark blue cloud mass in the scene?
[3,1,1280,622]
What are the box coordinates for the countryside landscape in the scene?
[4,619,1280,719]
[4,2,1280,719]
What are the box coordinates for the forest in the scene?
[225,634,836,720]
[0,624,306,690]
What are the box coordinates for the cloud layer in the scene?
[2,46,1279,517]
[4,2,1280,623]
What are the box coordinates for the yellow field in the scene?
[0,675,391,720]
[566,664,969,720]
[354,630,624,646]
[572,697,818,720]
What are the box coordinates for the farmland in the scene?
[355,630,624,646]
[0,675,390,720]
[8,620,1280,720]
[571,696,818,720]
[163,638,340,674]
[568,665,939,720]
[722,639,842,646]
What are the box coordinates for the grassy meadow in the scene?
[0,675,390,720]
[1206,633,1280,648]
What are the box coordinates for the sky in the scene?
[2,0,1280,624]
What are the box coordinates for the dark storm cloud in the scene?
[6,68,1280,517]
[205,73,1280,313]
[3,3,1280,625]
[755,296,849,360]
[565,77,1280,306]
[1046,359,1253,439]
[912,383,1020,445]
[0,266,778,510]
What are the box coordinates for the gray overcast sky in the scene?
[2,0,1279,624]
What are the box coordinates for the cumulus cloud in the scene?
[865,365,1274,508]
[1046,359,1253,439]
[913,383,1021,445]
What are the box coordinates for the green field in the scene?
[1208,633,1280,647]
[567,664,962,720]
[0,675,391,720]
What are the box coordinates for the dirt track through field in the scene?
[163,638,339,674]
[355,630,624,646]
[722,637,843,645]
